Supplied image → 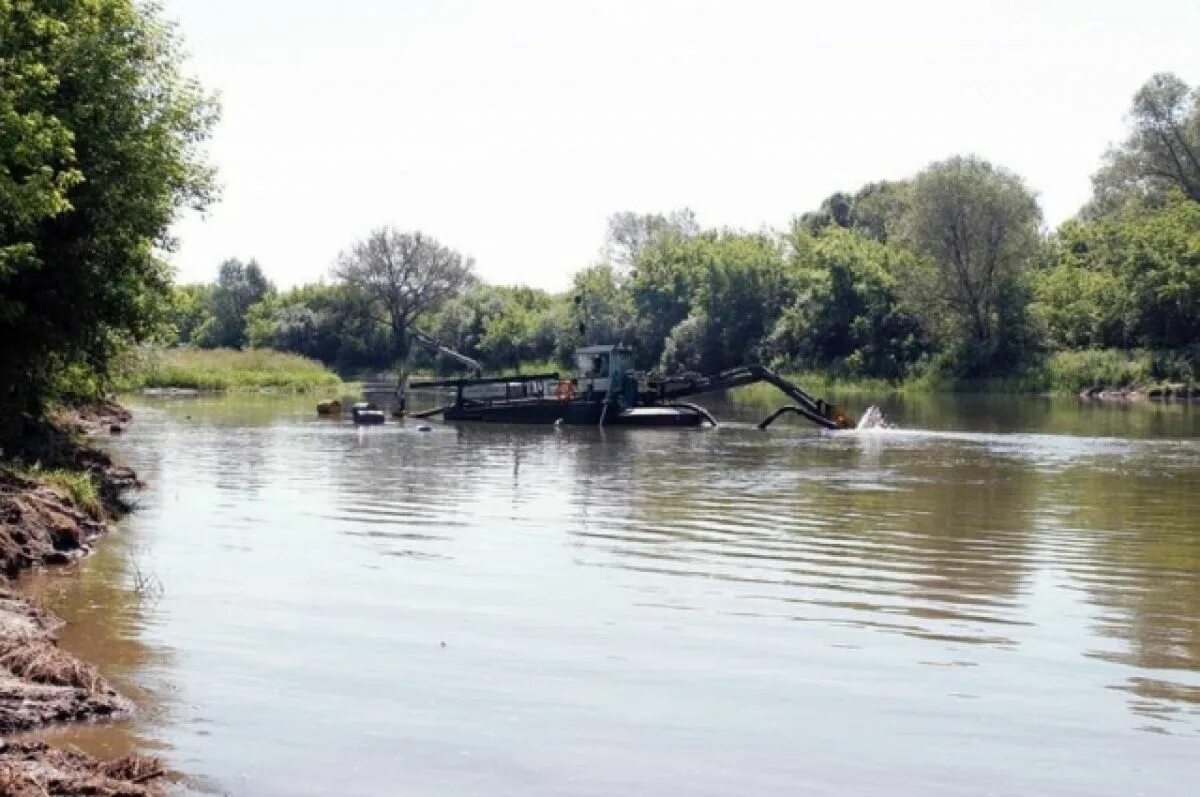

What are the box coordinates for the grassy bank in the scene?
[7,465,104,520]
[910,349,1195,394]
[115,348,342,392]
[732,349,1197,401]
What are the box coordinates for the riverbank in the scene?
[0,404,165,795]
[758,350,1197,400]
[114,347,343,392]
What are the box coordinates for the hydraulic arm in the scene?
[410,327,483,377]
[649,365,854,430]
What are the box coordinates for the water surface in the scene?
[23,392,1200,796]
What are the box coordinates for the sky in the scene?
[164,0,1200,291]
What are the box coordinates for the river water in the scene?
[20,392,1200,796]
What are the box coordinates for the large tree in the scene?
[899,156,1042,371]
[333,227,477,363]
[797,181,911,242]
[1092,73,1200,213]
[604,208,699,270]
[1036,194,1200,350]
[194,258,273,348]
[0,0,217,425]
[770,228,927,379]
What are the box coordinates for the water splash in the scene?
[856,405,890,430]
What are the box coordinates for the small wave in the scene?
[855,405,890,430]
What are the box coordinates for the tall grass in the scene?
[114,348,342,392]
[8,465,103,519]
[1039,350,1156,392]
[900,349,1193,394]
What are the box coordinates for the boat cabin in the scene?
[574,345,633,398]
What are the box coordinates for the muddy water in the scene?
[20,393,1200,796]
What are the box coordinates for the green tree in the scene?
[688,232,794,371]
[1036,194,1200,349]
[604,208,699,270]
[797,181,911,242]
[240,283,392,371]
[0,0,217,426]
[195,258,272,348]
[568,264,634,355]
[898,156,1042,373]
[770,228,927,378]
[1091,73,1200,213]
[334,227,477,365]
[627,234,704,367]
[167,284,216,345]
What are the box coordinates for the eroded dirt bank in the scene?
[0,404,165,796]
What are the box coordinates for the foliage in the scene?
[113,347,341,392]
[660,314,708,372]
[138,69,1200,395]
[897,156,1043,375]
[192,259,273,348]
[333,227,477,362]
[0,0,217,435]
[243,283,392,372]
[568,263,635,356]
[797,181,911,242]
[687,232,794,371]
[770,228,926,379]
[628,230,793,371]
[1090,73,1200,213]
[604,208,700,270]
[1034,194,1200,350]
[1040,349,1156,392]
[17,466,103,520]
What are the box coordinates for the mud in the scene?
[0,741,162,796]
[0,405,164,795]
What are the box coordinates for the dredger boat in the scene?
[402,344,855,430]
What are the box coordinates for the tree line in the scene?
[169,73,1200,384]
[2,0,1197,450]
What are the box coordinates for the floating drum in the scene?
[351,402,386,425]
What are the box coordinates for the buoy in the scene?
[351,402,386,425]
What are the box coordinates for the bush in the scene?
[1043,350,1154,391]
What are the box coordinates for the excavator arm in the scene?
[649,365,854,430]
[410,327,483,377]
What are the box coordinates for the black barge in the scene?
[404,345,854,430]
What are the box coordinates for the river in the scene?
[19,392,1200,796]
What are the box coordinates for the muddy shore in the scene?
[0,404,165,796]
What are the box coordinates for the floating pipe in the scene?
[668,402,718,427]
[757,404,840,430]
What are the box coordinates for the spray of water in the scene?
[856,405,890,430]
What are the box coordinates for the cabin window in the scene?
[577,352,609,378]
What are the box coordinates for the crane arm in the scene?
[650,365,853,430]
[410,327,483,376]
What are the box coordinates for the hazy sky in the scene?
[164,0,1199,291]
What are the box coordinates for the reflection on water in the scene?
[21,392,1200,796]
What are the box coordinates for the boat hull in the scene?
[442,400,706,427]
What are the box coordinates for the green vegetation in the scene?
[157,73,1198,396]
[113,348,342,392]
[1,0,216,447]
[4,465,103,520]
[0,0,1196,446]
